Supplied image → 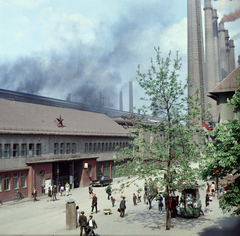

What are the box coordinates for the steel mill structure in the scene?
[187,0,239,123]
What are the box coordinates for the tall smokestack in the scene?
[238,55,240,67]
[229,40,235,73]
[212,9,221,83]
[99,92,103,107]
[129,81,133,113]
[66,93,71,102]
[219,22,228,80]
[119,91,123,111]
[204,0,217,121]
[225,30,230,74]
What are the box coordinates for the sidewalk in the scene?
[0,177,239,236]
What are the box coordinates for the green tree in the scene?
[199,76,240,216]
[115,48,205,230]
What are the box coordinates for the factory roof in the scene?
[209,65,240,94]
[0,98,127,137]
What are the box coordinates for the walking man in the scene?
[32,188,37,202]
[52,186,57,201]
[87,215,97,236]
[119,196,126,217]
[65,182,70,196]
[79,211,87,236]
[91,194,97,214]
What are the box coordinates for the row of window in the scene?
[0,143,41,158]
[54,143,76,155]
[84,142,129,154]
[0,172,27,191]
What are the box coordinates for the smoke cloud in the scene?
[231,32,240,41]
[220,7,240,23]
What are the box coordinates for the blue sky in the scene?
[0,0,239,111]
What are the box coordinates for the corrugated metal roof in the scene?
[0,98,128,136]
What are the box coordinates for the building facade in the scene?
[0,99,129,202]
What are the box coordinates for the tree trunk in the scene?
[166,187,170,230]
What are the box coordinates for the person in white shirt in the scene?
[87,215,97,236]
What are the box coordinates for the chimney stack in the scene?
[212,9,220,83]
[129,81,133,113]
[238,55,240,66]
[119,91,123,111]
[229,40,235,73]
[219,22,228,80]
[66,93,71,102]
[225,30,230,74]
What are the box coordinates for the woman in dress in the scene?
[76,206,80,228]
[211,181,216,197]
[204,193,212,212]
[206,182,210,194]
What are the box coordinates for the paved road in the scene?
[0,176,239,236]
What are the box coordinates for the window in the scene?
[97,143,101,153]
[60,143,65,154]
[93,143,96,153]
[13,173,19,189]
[88,165,92,177]
[54,143,58,155]
[66,143,70,154]
[0,175,1,191]
[85,143,88,153]
[113,143,116,151]
[13,144,19,157]
[4,144,10,158]
[21,172,27,188]
[120,142,122,149]
[105,143,108,152]
[4,174,10,190]
[36,144,41,156]
[116,143,119,151]
[72,143,76,154]
[29,143,34,157]
[102,143,104,152]
[21,144,27,157]
[109,143,112,152]
[123,142,126,148]
[40,171,45,186]
[0,144,1,158]
[89,143,92,153]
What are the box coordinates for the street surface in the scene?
[0,176,239,236]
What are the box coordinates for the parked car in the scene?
[91,176,113,187]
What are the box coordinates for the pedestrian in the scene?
[147,195,153,210]
[137,191,141,203]
[91,194,97,214]
[211,181,216,197]
[76,206,80,228]
[120,189,125,199]
[58,181,61,192]
[106,185,112,200]
[47,187,51,202]
[157,193,163,213]
[111,196,115,207]
[52,186,57,201]
[171,197,177,218]
[60,185,65,196]
[79,211,87,236]
[119,196,126,217]
[204,194,212,212]
[87,215,97,236]
[32,188,37,202]
[89,184,93,199]
[133,193,137,206]
[206,182,210,194]
[65,182,70,196]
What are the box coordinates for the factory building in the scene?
[0,98,130,202]
[187,0,238,124]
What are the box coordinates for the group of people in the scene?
[205,181,216,212]
[77,209,98,236]
[59,182,70,196]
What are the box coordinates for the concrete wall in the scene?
[218,92,235,121]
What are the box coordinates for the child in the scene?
[111,196,115,207]
[137,192,141,203]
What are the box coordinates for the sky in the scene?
[0,0,239,112]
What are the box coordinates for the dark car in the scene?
[91,176,113,187]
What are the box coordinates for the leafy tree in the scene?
[115,48,205,230]
[199,76,240,216]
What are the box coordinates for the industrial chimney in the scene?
[238,55,240,66]
[225,30,230,74]
[119,91,123,111]
[229,40,235,73]
[212,9,221,83]
[219,22,228,80]
[66,93,71,102]
[129,81,133,113]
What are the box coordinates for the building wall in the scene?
[218,92,235,121]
